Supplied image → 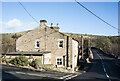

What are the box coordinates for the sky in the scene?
[1,2,119,36]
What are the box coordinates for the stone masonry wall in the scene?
[16,24,73,66]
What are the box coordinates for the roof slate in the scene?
[2,51,51,56]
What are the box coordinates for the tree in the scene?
[94,37,112,54]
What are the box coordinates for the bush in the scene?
[75,65,81,71]
[30,59,55,71]
[11,34,21,39]
[0,55,9,64]
[30,59,42,69]
[9,55,29,66]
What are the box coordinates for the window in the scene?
[56,58,62,65]
[58,39,63,48]
[36,41,39,47]
[35,40,40,48]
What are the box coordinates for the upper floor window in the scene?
[35,40,40,48]
[58,39,63,48]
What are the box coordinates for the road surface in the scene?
[71,48,120,81]
[1,64,80,81]
[1,48,120,81]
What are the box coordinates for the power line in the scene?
[74,0,118,31]
[17,0,39,24]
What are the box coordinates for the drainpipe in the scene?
[66,36,69,67]
[81,35,84,59]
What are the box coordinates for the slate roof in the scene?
[2,51,51,56]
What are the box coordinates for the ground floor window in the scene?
[56,58,62,65]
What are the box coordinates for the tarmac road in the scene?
[1,64,80,81]
[72,48,120,81]
[1,48,120,81]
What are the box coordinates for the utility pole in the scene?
[88,38,90,55]
[81,35,84,59]
[89,38,91,48]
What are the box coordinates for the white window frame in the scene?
[35,40,40,48]
[56,57,62,65]
[58,39,64,48]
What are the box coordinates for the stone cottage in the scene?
[6,20,79,71]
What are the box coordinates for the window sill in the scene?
[56,65,64,67]
[35,47,40,49]
[58,47,63,48]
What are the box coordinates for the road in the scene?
[1,64,80,81]
[71,48,120,81]
[1,48,120,81]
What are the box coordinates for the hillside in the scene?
[0,31,119,57]
[0,30,31,54]
[64,33,120,56]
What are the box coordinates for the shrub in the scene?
[1,55,7,63]
[30,59,55,71]
[29,55,33,59]
[11,34,21,39]
[9,55,28,66]
[30,59,42,69]
[75,65,80,70]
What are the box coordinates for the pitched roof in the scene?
[3,51,51,56]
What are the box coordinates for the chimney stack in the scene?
[40,20,47,27]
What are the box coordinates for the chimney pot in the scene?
[51,23,53,27]
[57,23,59,27]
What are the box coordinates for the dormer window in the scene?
[58,39,64,48]
[35,40,40,48]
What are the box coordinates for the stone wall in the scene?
[72,39,78,69]
[16,20,78,67]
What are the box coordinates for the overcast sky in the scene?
[1,2,118,36]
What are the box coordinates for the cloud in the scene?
[6,19,23,29]
[3,19,39,33]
